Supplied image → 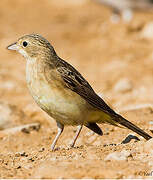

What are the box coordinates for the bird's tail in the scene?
[114,115,152,140]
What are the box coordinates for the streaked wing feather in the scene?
[56,60,152,140]
[46,58,152,140]
[56,59,116,117]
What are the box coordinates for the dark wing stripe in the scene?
[62,74,116,115]
[85,123,103,136]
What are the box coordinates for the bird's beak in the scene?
[7,42,19,51]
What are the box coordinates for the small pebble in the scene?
[104,150,131,161]
[121,134,140,144]
[39,147,45,152]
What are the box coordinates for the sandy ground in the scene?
[0,0,153,178]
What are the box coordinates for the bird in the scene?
[94,0,153,22]
[7,34,152,150]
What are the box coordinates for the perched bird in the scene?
[94,0,153,22]
[7,34,152,150]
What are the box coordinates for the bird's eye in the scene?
[23,41,28,47]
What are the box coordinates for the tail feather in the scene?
[85,123,103,136]
[115,115,152,140]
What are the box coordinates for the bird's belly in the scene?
[27,79,89,125]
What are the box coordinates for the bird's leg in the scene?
[70,125,83,148]
[51,122,64,151]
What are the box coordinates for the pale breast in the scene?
[26,60,90,125]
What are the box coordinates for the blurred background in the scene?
[0,0,153,178]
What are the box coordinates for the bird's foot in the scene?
[50,145,60,151]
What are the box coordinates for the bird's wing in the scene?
[45,58,152,140]
[56,59,116,117]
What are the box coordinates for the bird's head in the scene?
[7,34,56,60]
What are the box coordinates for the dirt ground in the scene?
[0,0,153,178]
